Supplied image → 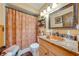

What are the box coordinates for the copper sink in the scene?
[50,35,64,41]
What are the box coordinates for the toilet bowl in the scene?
[30,43,39,56]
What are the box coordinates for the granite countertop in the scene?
[38,36,79,54]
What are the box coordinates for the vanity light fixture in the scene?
[43,9,47,14]
[47,6,51,12]
[40,12,44,16]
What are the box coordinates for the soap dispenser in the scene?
[67,30,71,35]
[67,30,71,40]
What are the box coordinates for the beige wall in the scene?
[0,4,4,25]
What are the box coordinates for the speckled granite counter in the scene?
[38,36,79,55]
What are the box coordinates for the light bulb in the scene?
[43,10,46,14]
[40,12,44,16]
[52,3,57,8]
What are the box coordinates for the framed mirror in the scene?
[49,3,77,29]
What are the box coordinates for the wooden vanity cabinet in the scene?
[39,39,49,56]
[39,38,78,56]
[39,45,49,56]
[39,38,55,56]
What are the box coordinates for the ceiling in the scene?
[11,3,47,16]
[26,3,46,11]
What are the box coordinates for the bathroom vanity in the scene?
[38,36,79,56]
[38,3,79,56]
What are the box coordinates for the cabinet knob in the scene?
[45,53,48,55]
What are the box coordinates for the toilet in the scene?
[30,43,39,56]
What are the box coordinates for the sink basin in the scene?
[50,35,64,41]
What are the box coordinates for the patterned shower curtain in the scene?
[6,7,37,49]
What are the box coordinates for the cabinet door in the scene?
[39,39,49,56]
[39,39,57,56]
[39,39,56,56]
[39,45,49,56]
[47,42,75,56]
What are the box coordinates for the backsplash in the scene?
[52,29,79,36]
[44,29,79,41]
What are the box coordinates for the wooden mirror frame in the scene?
[49,3,78,29]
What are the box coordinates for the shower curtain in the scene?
[6,7,37,49]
